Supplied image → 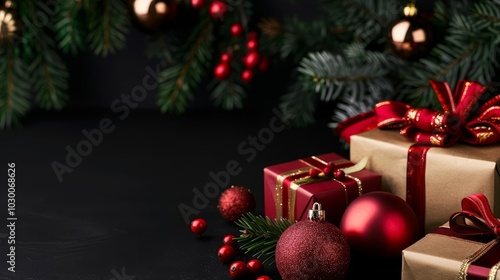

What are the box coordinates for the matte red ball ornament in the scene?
[230,23,243,37]
[276,203,350,280]
[229,260,248,279]
[214,62,230,80]
[218,186,256,222]
[246,259,263,275]
[190,0,205,9]
[190,218,207,237]
[340,191,420,257]
[209,1,227,19]
[218,244,237,263]
[241,69,253,83]
[243,52,260,69]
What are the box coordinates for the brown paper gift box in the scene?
[402,223,500,280]
[350,129,500,233]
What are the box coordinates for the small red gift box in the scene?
[264,153,382,226]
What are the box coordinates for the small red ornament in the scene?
[230,23,243,37]
[333,169,345,180]
[190,218,207,237]
[209,1,227,19]
[214,62,230,80]
[218,186,256,222]
[276,203,350,280]
[322,166,332,176]
[308,168,319,177]
[190,0,205,9]
[256,276,272,280]
[218,244,237,263]
[221,53,231,63]
[246,259,263,275]
[340,191,420,257]
[241,69,253,83]
[243,52,260,69]
[258,56,269,73]
[223,234,238,248]
[229,260,248,279]
[246,39,258,51]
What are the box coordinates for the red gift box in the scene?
[264,153,382,226]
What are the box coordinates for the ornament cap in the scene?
[308,202,326,222]
[403,2,418,17]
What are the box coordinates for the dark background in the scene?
[0,1,435,279]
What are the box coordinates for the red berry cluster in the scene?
[191,0,227,19]
[308,162,346,181]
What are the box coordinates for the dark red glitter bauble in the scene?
[218,186,255,222]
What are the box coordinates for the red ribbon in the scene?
[449,193,500,237]
[335,80,500,147]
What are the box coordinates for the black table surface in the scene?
[0,108,401,280]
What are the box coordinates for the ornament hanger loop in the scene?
[308,202,326,222]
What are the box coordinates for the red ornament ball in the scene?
[243,52,260,69]
[340,191,420,257]
[209,1,227,19]
[190,218,207,236]
[230,23,243,37]
[241,69,253,83]
[214,62,230,80]
[276,220,350,280]
[247,259,263,275]
[387,15,433,61]
[221,53,231,63]
[246,39,258,51]
[223,234,238,248]
[218,244,237,263]
[218,186,255,222]
[190,0,205,9]
[229,260,248,279]
[256,276,272,280]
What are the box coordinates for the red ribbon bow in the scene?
[335,80,500,147]
[449,193,500,237]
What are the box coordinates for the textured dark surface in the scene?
[0,109,401,280]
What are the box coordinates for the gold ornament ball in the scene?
[128,0,177,32]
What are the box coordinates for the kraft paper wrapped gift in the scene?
[264,153,381,226]
[350,129,500,233]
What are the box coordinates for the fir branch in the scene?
[86,0,129,56]
[278,75,318,127]
[157,19,214,113]
[54,0,87,55]
[145,33,177,67]
[234,212,292,265]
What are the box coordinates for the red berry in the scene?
[214,63,230,80]
[243,52,260,69]
[323,166,332,176]
[256,276,272,280]
[190,218,207,236]
[221,53,231,63]
[258,56,270,72]
[231,23,243,37]
[229,261,248,279]
[209,1,226,19]
[334,169,346,180]
[218,245,236,263]
[190,0,205,9]
[247,39,258,51]
[223,234,238,248]
[247,259,263,275]
[241,69,253,83]
[309,168,319,177]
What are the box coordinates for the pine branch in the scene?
[278,75,318,128]
[234,212,292,265]
[86,0,129,56]
[145,33,177,67]
[157,18,214,113]
[54,0,87,55]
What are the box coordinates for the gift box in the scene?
[402,194,500,280]
[350,129,500,233]
[264,153,382,226]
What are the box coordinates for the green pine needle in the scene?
[234,212,292,265]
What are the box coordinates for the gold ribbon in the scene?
[275,167,310,219]
[457,237,500,280]
[489,261,500,280]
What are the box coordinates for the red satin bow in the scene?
[449,193,500,237]
[335,80,500,147]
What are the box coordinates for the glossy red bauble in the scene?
[241,69,253,83]
[214,63,230,80]
[247,259,263,275]
[243,52,260,69]
[256,276,272,280]
[190,218,207,236]
[231,23,243,37]
[229,260,248,279]
[209,1,227,19]
[218,244,237,263]
[190,0,205,9]
[340,191,420,257]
